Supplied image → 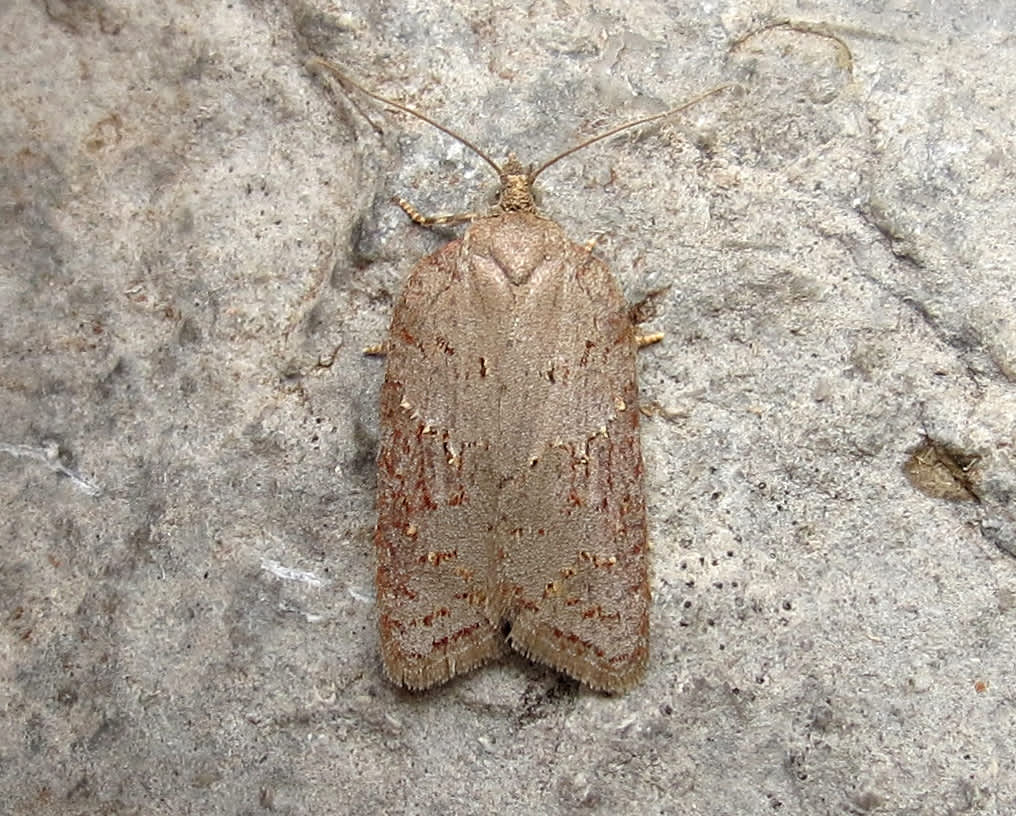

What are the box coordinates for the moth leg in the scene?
[576,238,663,348]
[394,196,479,227]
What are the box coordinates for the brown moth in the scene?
[312,60,727,692]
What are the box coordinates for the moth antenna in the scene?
[730,20,854,78]
[309,58,504,178]
[531,84,734,181]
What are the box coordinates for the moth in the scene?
[312,60,727,692]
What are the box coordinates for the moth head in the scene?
[497,153,538,213]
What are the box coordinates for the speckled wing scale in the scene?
[376,211,649,692]
[309,58,728,693]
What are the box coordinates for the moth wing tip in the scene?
[507,622,648,694]
[380,628,508,690]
